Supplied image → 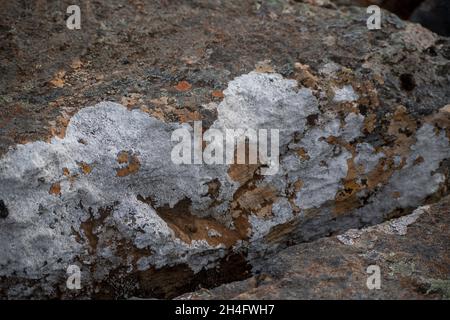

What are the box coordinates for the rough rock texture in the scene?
[178,196,450,299]
[0,0,449,299]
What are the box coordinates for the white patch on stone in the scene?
[333,85,359,102]
[212,71,319,146]
[207,228,222,238]
[0,102,240,281]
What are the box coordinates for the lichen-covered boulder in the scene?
[0,0,449,299]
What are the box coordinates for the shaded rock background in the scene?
[410,0,450,37]
[0,0,449,299]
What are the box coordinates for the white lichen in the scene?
[333,85,359,103]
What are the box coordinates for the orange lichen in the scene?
[212,90,224,99]
[175,81,192,92]
[49,182,61,195]
[62,167,70,176]
[296,148,310,160]
[117,151,129,164]
[116,152,141,177]
[78,162,93,175]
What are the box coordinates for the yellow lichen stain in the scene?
[70,58,83,70]
[212,90,224,99]
[326,136,366,215]
[296,148,310,160]
[356,80,380,109]
[287,179,303,213]
[78,162,92,175]
[142,96,203,123]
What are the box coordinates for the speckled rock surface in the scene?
[177,196,450,299]
[0,0,449,299]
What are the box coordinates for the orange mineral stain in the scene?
[175,81,192,92]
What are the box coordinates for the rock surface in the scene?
[0,0,449,299]
[178,196,450,299]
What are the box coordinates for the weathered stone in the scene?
[0,0,449,299]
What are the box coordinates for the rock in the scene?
[0,1,449,299]
[178,196,450,299]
